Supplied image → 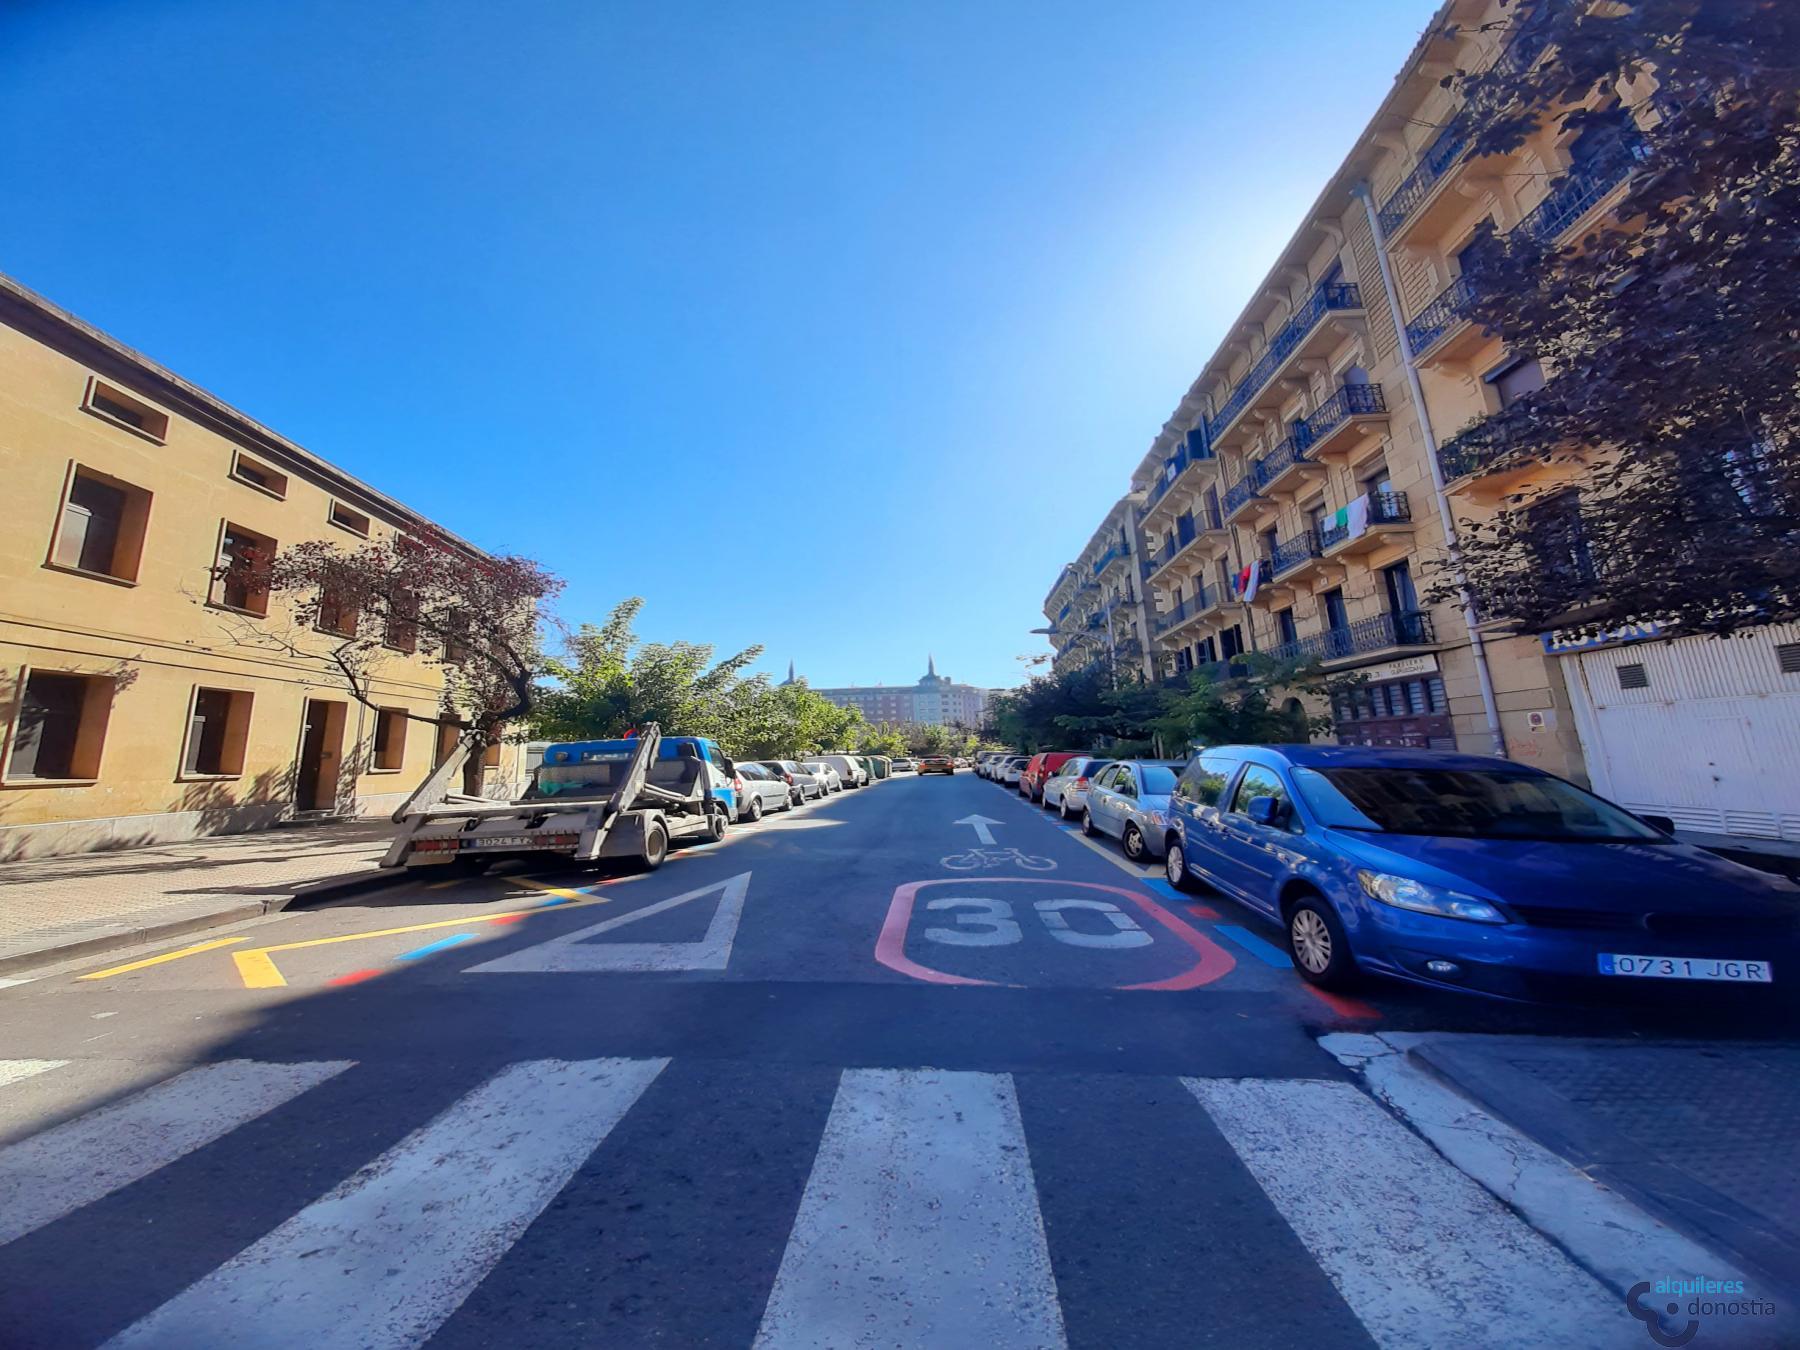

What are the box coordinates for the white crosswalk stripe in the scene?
[754,1068,1066,1350]
[105,1056,668,1350]
[0,1058,350,1247]
[0,1057,1702,1348]
[1185,1077,1637,1349]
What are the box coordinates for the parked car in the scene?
[733,761,795,820]
[919,755,954,775]
[999,755,1029,786]
[1162,744,1800,998]
[1020,751,1080,801]
[812,754,867,788]
[757,759,823,804]
[976,751,1006,779]
[1082,760,1185,860]
[891,757,917,773]
[1042,756,1112,818]
[801,759,844,793]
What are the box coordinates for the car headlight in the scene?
[1357,870,1505,924]
[1143,809,1170,829]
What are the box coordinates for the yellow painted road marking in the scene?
[79,937,248,981]
[232,884,615,989]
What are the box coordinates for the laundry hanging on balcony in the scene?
[1325,494,1371,543]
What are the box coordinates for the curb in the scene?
[0,868,408,978]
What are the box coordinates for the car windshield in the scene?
[1142,765,1178,794]
[1292,766,1664,841]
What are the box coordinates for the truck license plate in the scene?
[1597,954,1772,983]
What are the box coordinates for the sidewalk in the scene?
[0,821,400,975]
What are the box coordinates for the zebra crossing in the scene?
[0,1054,1645,1348]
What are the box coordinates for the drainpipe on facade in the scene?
[1352,181,1507,757]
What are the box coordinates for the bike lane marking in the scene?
[875,877,1235,990]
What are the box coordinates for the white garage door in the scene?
[1564,624,1800,842]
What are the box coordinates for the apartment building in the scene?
[0,275,522,859]
[1040,495,1157,684]
[808,658,991,728]
[1050,0,1800,850]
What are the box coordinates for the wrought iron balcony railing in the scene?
[1223,473,1261,518]
[1203,281,1362,445]
[1265,610,1436,665]
[1518,132,1649,244]
[1378,124,1471,235]
[1155,589,1214,632]
[1146,439,1217,509]
[1297,382,1387,447]
[1405,273,1477,356]
[1269,529,1323,577]
[1319,491,1410,550]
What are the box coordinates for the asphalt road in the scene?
[0,771,1787,1348]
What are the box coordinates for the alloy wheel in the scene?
[1290,909,1333,974]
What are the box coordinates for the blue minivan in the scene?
[1161,744,1800,999]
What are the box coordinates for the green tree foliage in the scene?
[528,599,862,758]
[855,722,911,757]
[1430,0,1800,637]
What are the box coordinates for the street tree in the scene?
[1430,0,1800,637]
[236,529,561,791]
[856,722,911,758]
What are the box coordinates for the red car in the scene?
[1019,751,1080,801]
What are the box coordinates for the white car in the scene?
[891,758,917,773]
[733,762,795,821]
[1000,755,1029,786]
[801,760,843,793]
[811,753,868,788]
[1042,756,1113,820]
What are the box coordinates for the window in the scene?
[329,501,372,537]
[434,720,462,768]
[81,378,169,442]
[1277,609,1298,645]
[316,586,360,638]
[50,466,151,583]
[481,740,502,770]
[1229,765,1294,827]
[1526,492,1598,586]
[6,671,112,781]
[1322,589,1349,632]
[181,687,252,777]
[1360,459,1393,498]
[1382,560,1420,616]
[384,589,420,653]
[230,452,289,499]
[1486,356,1546,409]
[214,523,275,615]
[1220,625,1243,660]
[373,708,407,771]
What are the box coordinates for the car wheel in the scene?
[704,809,728,842]
[1080,808,1097,837]
[746,796,764,823]
[1123,824,1146,861]
[781,791,796,811]
[1165,840,1200,892]
[636,822,669,871]
[1058,798,1071,820]
[1286,894,1358,990]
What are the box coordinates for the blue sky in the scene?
[2,0,1433,690]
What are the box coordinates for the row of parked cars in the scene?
[976,746,1799,1001]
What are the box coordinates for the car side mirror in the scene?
[1247,795,1289,827]
[1640,813,1676,835]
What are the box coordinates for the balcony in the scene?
[1154,587,1217,636]
[1377,124,1471,237]
[1204,281,1364,448]
[1405,273,1478,359]
[1268,529,1323,579]
[1222,471,1264,523]
[1266,610,1437,666]
[1518,131,1649,245]
[1252,431,1326,499]
[1146,504,1226,579]
[1092,543,1130,578]
[1294,382,1387,456]
[1320,490,1413,556]
[1144,437,1218,519]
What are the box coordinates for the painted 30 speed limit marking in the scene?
[875,876,1235,990]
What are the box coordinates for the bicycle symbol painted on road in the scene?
[939,847,1057,871]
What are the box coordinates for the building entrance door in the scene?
[296,699,346,812]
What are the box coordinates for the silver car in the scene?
[1081,760,1186,860]
[1042,756,1113,820]
[801,759,844,792]
[756,760,824,804]
[733,762,796,821]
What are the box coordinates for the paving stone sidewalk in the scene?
[1410,1034,1800,1307]
[0,821,398,975]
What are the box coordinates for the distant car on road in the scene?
[1020,751,1080,801]
[757,760,823,804]
[801,759,844,793]
[1042,756,1112,819]
[733,762,795,821]
[1162,744,1800,998]
[1082,760,1185,860]
[918,755,954,775]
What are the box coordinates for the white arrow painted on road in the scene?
[953,815,1004,846]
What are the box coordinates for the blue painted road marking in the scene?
[1213,924,1293,968]
[397,933,478,961]
[1138,877,1189,905]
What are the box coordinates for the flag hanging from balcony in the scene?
[1235,558,1263,602]
[1326,494,1371,542]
